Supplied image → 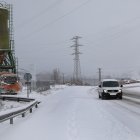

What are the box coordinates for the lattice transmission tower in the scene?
[71,36,82,85]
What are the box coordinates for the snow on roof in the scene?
[101,79,118,82]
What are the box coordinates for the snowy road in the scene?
[0,86,140,140]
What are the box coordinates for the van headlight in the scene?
[103,90,108,93]
[119,89,122,93]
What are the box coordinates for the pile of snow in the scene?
[123,83,140,95]
[123,83,140,88]
[0,100,27,112]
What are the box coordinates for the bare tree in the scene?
[53,68,60,84]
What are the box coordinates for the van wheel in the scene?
[101,93,105,100]
[119,96,122,100]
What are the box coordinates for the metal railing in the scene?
[0,96,35,102]
[0,96,40,124]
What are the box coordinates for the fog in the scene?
[4,0,140,78]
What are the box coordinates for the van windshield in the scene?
[102,81,119,87]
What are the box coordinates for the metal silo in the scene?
[0,8,9,50]
[0,2,16,73]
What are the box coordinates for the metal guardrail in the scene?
[0,96,35,102]
[122,86,140,99]
[121,85,140,104]
[0,96,40,124]
[123,92,140,99]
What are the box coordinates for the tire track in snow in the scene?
[101,99,140,138]
[96,101,133,140]
[88,87,97,95]
[67,100,79,140]
[90,88,140,139]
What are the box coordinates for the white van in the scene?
[98,79,123,99]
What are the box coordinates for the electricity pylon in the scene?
[71,36,82,85]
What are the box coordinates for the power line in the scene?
[83,15,140,46]
[16,0,65,29]
[16,39,69,46]
[88,24,140,47]
[21,0,92,41]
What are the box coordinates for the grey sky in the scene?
[4,0,140,77]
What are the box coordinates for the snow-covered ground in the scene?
[123,83,140,94]
[0,85,140,140]
[0,100,28,112]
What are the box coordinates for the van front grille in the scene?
[108,90,118,92]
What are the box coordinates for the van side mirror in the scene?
[99,85,101,88]
[120,85,123,87]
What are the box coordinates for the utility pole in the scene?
[98,68,102,82]
[62,73,65,84]
[71,36,82,85]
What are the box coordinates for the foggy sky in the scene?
[4,0,140,77]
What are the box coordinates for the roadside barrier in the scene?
[0,96,40,124]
